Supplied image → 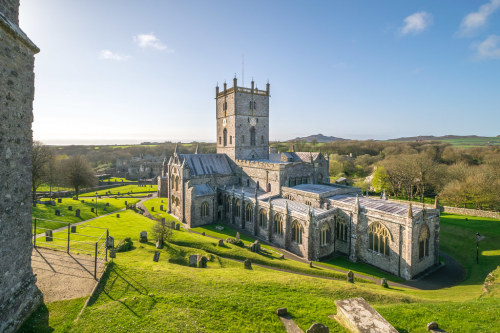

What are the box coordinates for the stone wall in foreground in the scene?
[0,1,43,332]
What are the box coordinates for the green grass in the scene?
[19,297,86,333]
[36,184,73,192]
[101,177,138,183]
[440,137,500,147]
[33,198,139,233]
[80,185,157,197]
[142,198,178,222]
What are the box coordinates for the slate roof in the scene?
[271,198,327,216]
[328,195,423,217]
[221,186,274,201]
[194,184,215,196]
[178,154,233,176]
[293,184,346,195]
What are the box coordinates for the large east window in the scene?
[368,222,390,256]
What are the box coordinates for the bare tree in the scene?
[32,141,54,201]
[61,155,96,198]
[151,218,173,247]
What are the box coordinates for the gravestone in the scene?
[55,209,60,216]
[160,205,163,211]
[250,241,260,253]
[153,251,160,262]
[380,278,389,288]
[306,323,329,333]
[276,308,287,316]
[175,224,180,231]
[75,209,80,217]
[151,207,155,212]
[106,236,115,249]
[103,207,107,211]
[347,271,354,283]
[81,200,85,203]
[309,261,314,268]
[197,255,208,268]
[71,226,76,233]
[216,225,224,231]
[57,198,62,203]
[189,255,198,267]
[91,207,94,213]
[125,201,127,206]
[51,201,56,206]
[139,231,148,243]
[244,259,252,269]
[171,221,176,229]
[109,248,116,259]
[201,232,205,236]
[116,213,120,218]
[106,202,109,207]
[280,254,285,259]
[236,232,240,240]
[68,206,72,211]
[217,239,224,246]
[45,230,53,242]
[161,217,165,223]
[156,239,163,249]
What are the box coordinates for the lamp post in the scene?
[95,192,98,217]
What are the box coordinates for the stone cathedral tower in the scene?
[216,77,270,161]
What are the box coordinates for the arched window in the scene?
[335,216,348,241]
[226,196,231,212]
[250,127,256,146]
[245,203,253,222]
[419,224,430,259]
[302,177,308,184]
[273,214,283,235]
[175,176,179,191]
[291,220,303,244]
[267,183,271,192]
[259,209,267,228]
[201,202,209,217]
[230,136,232,144]
[305,201,312,206]
[235,199,240,217]
[171,175,175,189]
[320,222,331,246]
[223,128,227,147]
[219,136,221,145]
[368,222,391,256]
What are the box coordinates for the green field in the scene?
[23,211,500,332]
[36,184,73,192]
[33,197,139,233]
[142,198,177,221]
[80,184,157,197]
[440,137,500,148]
[101,177,138,183]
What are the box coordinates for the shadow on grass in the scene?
[18,303,52,333]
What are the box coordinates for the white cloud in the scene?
[474,35,500,59]
[399,11,433,36]
[100,49,131,61]
[458,0,500,37]
[133,33,173,52]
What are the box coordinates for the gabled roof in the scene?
[194,184,215,196]
[178,154,233,176]
[329,195,423,217]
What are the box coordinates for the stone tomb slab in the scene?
[330,297,397,333]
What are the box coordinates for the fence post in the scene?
[105,229,109,262]
[94,242,98,280]
[67,223,71,253]
[33,218,37,248]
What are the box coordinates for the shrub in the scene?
[226,237,244,247]
[115,237,133,252]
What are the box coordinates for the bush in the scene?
[226,237,244,247]
[116,237,133,252]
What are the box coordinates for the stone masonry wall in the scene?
[0,2,43,332]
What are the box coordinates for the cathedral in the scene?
[158,78,440,280]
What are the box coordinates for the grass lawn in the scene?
[33,198,139,233]
[101,177,138,183]
[142,198,178,222]
[80,185,157,197]
[25,211,500,332]
[36,184,73,192]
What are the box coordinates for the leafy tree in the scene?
[61,155,96,198]
[372,166,390,192]
[151,218,173,247]
[31,141,54,201]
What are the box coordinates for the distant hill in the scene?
[389,135,500,147]
[289,134,348,143]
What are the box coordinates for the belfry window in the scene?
[250,127,256,146]
[223,129,227,146]
[368,222,390,256]
[419,224,430,259]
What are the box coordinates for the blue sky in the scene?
[20,0,500,144]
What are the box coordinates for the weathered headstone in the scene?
[153,251,160,262]
[125,201,128,206]
[306,323,329,333]
[139,231,148,243]
[91,207,94,213]
[55,209,60,216]
[217,239,224,246]
[244,259,252,269]
[276,308,287,316]
[309,261,314,268]
[109,248,116,259]
[347,270,354,283]
[106,202,109,206]
[71,225,77,233]
[380,278,389,288]
[81,200,85,203]
[175,224,180,231]
[51,201,56,206]
[197,255,208,268]
[68,206,72,211]
[151,206,155,212]
[116,213,120,218]
[189,255,198,267]
[236,232,240,240]
[75,209,80,217]
[161,217,165,223]
[45,230,53,242]
[106,236,115,249]
[171,221,176,229]
[57,198,62,203]
[426,322,441,331]
[280,254,285,259]
[156,239,163,249]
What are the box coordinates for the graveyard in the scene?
[21,197,500,332]
[79,184,157,197]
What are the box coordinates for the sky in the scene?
[19,0,500,145]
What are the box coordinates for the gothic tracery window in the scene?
[368,222,390,256]
[223,128,227,147]
[335,216,348,241]
[226,196,231,212]
[320,222,331,246]
[250,127,256,146]
[175,176,179,191]
[273,214,283,235]
[235,199,240,217]
[419,224,430,259]
[291,220,303,244]
[201,202,209,217]
[259,209,267,228]
[245,203,253,222]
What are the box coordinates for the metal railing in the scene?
[33,218,109,279]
